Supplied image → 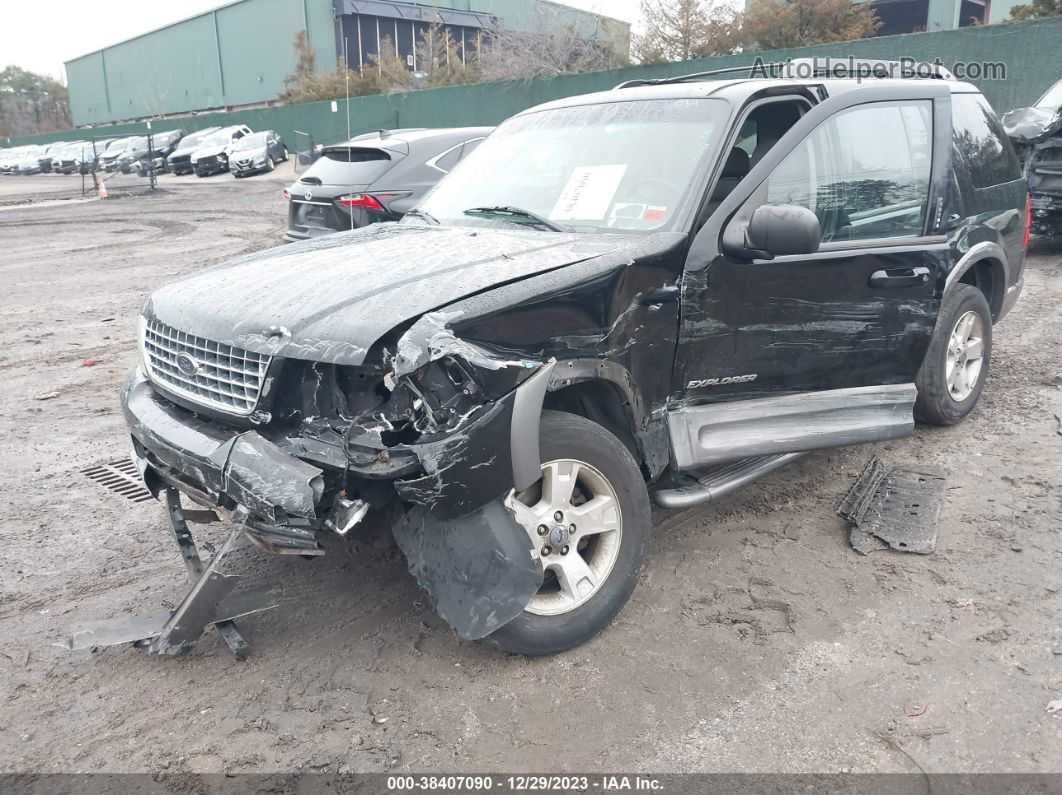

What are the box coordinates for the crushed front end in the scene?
[63,310,552,656]
[1004,103,1062,237]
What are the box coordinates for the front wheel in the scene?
[487,411,650,656]
[266,155,275,172]
[915,283,992,425]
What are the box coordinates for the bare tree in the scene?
[633,0,742,63]
[741,0,881,50]
[0,65,71,137]
[477,5,627,81]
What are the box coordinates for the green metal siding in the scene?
[64,0,337,126]
[19,18,1062,150]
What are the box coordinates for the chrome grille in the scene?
[142,319,270,415]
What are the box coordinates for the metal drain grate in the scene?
[82,457,155,503]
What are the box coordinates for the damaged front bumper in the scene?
[70,362,554,656]
[123,367,328,554]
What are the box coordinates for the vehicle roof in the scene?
[330,127,494,149]
[517,77,981,116]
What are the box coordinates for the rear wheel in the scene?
[915,283,992,425]
[487,411,650,656]
[281,146,289,161]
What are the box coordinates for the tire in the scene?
[915,283,992,425]
[266,156,275,172]
[281,146,289,162]
[486,411,651,656]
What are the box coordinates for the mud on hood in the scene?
[142,223,630,365]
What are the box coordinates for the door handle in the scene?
[868,266,932,289]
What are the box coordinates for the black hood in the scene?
[142,223,633,366]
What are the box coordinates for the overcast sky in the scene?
[0,0,644,82]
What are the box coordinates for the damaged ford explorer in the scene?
[74,61,1028,658]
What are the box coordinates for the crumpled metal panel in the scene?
[123,369,324,521]
[393,500,543,640]
[141,223,626,366]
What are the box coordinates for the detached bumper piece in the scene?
[836,455,948,555]
[57,490,281,658]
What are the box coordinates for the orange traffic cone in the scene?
[97,179,108,199]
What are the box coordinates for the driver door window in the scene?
[764,100,933,243]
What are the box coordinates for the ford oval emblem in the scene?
[175,352,200,377]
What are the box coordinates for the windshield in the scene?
[105,138,130,152]
[417,98,727,234]
[1036,80,1062,109]
[234,132,268,151]
[201,131,233,148]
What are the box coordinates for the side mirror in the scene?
[744,204,821,258]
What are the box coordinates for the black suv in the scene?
[111,63,1028,658]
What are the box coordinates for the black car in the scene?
[91,61,1027,660]
[284,127,492,241]
[1004,78,1062,237]
[117,129,186,175]
[115,137,152,174]
[165,127,220,175]
[229,130,288,177]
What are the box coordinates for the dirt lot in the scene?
[0,166,1060,776]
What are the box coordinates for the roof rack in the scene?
[615,56,954,90]
[783,57,955,80]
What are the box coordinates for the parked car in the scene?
[1003,78,1062,237]
[191,125,252,177]
[115,136,153,174]
[37,142,69,173]
[16,149,44,175]
[284,127,491,241]
[98,138,133,172]
[229,130,287,177]
[53,142,89,174]
[106,59,1027,659]
[165,127,220,175]
[1,146,30,174]
[136,129,187,175]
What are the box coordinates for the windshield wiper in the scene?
[463,206,571,232]
[404,208,440,225]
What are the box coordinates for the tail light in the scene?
[1023,194,1032,249]
[337,193,384,210]
[282,188,290,199]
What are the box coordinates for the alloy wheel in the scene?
[504,459,623,616]
[946,310,985,401]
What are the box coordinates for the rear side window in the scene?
[952,93,1021,188]
[305,147,393,185]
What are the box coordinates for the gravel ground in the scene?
[0,167,1060,776]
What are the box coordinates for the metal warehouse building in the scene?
[64,0,629,127]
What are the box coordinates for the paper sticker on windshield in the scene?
[643,206,667,222]
[550,164,628,221]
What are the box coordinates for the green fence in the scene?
[7,16,1062,150]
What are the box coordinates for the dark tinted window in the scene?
[952,94,1021,188]
[305,148,393,185]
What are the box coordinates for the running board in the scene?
[652,452,807,510]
